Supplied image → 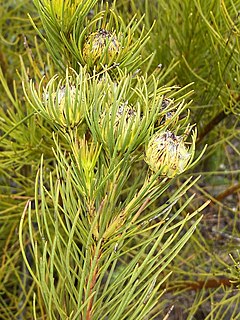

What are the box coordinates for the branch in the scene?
[86,250,102,320]
[215,183,240,202]
[197,110,227,144]
[167,277,237,292]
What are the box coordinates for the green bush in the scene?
[0,1,239,319]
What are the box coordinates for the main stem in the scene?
[86,248,101,320]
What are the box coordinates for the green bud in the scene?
[145,130,192,178]
[42,0,83,22]
[43,85,83,128]
[99,101,138,152]
[83,29,120,67]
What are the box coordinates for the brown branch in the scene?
[181,278,233,290]
[215,183,240,201]
[86,267,98,320]
[0,50,7,76]
[197,110,227,144]
[86,250,102,320]
[167,277,237,293]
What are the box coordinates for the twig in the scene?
[0,194,34,200]
[215,183,240,201]
[167,277,236,292]
[86,251,101,320]
[197,110,227,144]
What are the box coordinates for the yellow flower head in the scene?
[83,29,120,66]
[145,131,191,178]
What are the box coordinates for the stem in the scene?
[197,110,227,144]
[86,250,101,320]
[86,268,98,320]
[178,278,234,291]
[215,183,240,202]
[0,50,7,76]
[167,277,236,293]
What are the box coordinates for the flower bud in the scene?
[145,131,191,178]
[99,101,138,152]
[83,29,120,67]
[114,101,137,126]
[159,98,177,125]
[43,0,83,21]
[101,101,137,130]
[43,85,82,128]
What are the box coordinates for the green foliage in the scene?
[116,0,240,318]
[30,0,152,75]
[0,0,240,319]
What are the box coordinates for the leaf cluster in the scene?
[0,0,240,320]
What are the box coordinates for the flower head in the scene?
[43,85,83,128]
[83,29,120,67]
[98,100,138,153]
[100,101,136,130]
[114,101,137,126]
[145,130,192,178]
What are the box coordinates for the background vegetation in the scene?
[0,0,240,319]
